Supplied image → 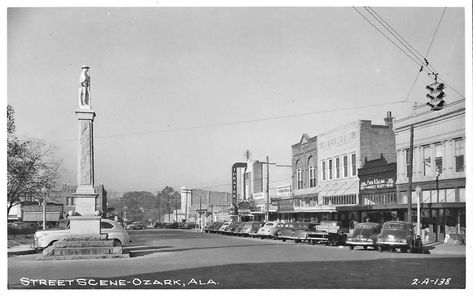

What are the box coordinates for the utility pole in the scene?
[407,125,414,223]
[265,156,270,222]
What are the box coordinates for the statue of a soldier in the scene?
[79,65,91,108]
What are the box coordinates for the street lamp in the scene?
[41,186,48,230]
[415,185,422,238]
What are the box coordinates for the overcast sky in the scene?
[7,4,466,197]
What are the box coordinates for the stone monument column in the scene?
[70,65,100,235]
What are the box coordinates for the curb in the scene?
[8,248,37,256]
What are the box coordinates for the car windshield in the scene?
[384,223,408,230]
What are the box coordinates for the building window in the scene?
[435,143,443,175]
[351,153,356,176]
[329,159,333,180]
[343,155,348,177]
[297,169,303,189]
[455,138,465,172]
[335,158,340,178]
[322,161,326,181]
[405,149,411,176]
[309,166,316,187]
[422,146,431,176]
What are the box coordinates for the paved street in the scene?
[8,229,465,289]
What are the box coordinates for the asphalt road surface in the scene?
[8,229,465,289]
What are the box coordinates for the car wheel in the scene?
[378,245,383,252]
[349,245,355,250]
[363,246,368,250]
[295,239,300,244]
[407,245,413,253]
[113,239,123,247]
[281,239,286,242]
[391,247,396,252]
[310,240,315,245]
[401,247,408,253]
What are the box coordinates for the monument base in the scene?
[40,234,129,260]
[69,216,101,235]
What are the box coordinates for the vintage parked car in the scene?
[234,222,249,236]
[204,222,219,233]
[208,222,225,233]
[218,221,232,233]
[33,219,132,251]
[293,222,319,243]
[223,221,241,235]
[306,220,348,246]
[179,222,197,229]
[254,221,280,239]
[377,221,423,253]
[346,222,382,250]
[125,221,145,230]
[277,222,301,242]
[162,222,179,229]
[246,222,264,237]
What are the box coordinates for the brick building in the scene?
[287,112,396,223]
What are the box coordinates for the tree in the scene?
[121,191,157,222]
[157,186,181,222]
[7,105,61,215]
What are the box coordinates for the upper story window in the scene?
[455,138,465,172]
[343,155,348,177]
[335,157,340,178]
[297,169,303,189]
[322,161,326,181]
[308,156,316,188]
[309,166,316,187]
[435,143,443,175]
[329,159,333,180]
[422,146,432,176]
[351,153,356,176]
[405,149,411,177]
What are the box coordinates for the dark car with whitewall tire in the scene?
[346,222,382,250]
[293,222,319,243]
[377,221,423,253]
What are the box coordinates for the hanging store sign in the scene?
[360,177,395,191]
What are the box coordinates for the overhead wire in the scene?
[364,7,437,74]
[405,7,446,101]
[353,7,465,101]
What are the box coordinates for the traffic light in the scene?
[426,81,446,111]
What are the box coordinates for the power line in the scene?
[364,7,434,73]
[352,7,425,68]
[405,7,446,101]
[51,100,411,143]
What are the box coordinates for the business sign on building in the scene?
[278,199,294,213]
[360,178,395,191]
[232,162,247,211]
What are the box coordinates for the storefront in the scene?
[337,155,399,225]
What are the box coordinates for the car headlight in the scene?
[347,237,353,241]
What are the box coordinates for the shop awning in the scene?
[23,212,61,222]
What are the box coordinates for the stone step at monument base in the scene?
[41,234,127,260]
[37,253,129,261]
[50,246,123,256]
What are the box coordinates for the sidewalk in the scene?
[423,241,466,256]
[7,235,37,256]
